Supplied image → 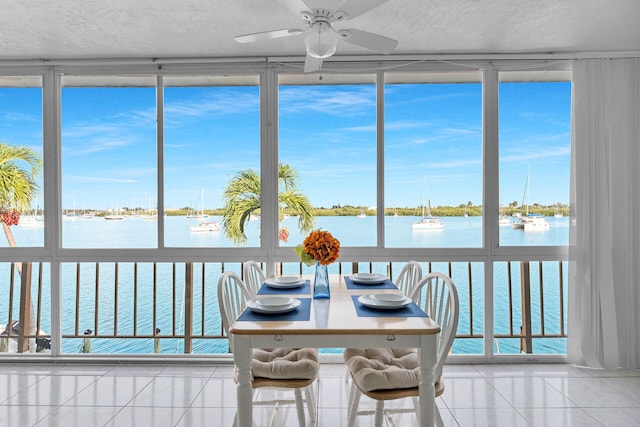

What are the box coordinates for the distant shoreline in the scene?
[54,204,569,218]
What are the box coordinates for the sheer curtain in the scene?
[569,58,640,369]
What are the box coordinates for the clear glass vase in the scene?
[313,261,330,299]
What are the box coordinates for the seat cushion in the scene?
[250,347,319,380]
[344,348,419,392]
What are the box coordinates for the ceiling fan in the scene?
[234,0,398,73]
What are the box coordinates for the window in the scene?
[498,75,571,246]
[163,75,260,247]
[278,73,377,248]
[384,72,483,247]
[61,75,157,248]
[0,76,43,247]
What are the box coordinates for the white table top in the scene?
[230,274,440,337]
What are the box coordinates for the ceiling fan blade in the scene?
[235,28,304,44]
[336,0,390,19]
[341,28,398,54]
[304,54,323,73]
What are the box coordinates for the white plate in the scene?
[273,275,301,284]
[264,278,306,289]
[255,296,294,308]
[358,294,412,310]
[246,298,301,314]
[370,293,407,303]
[349,273,388,284]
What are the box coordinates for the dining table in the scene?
[229,273,441,427]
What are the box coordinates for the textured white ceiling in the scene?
[1,0,639,61]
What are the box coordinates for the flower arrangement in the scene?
[294,229,341,266]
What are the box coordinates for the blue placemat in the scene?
[257,280,311,295]
[238,298,312,322]
[351,295,428,318]
[344,276,397,290]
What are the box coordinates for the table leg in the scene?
[234,336,253,427]
[418,334,438,427]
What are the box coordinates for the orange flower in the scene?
[302,230,340,265]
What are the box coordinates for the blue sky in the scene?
[0,79,571,211]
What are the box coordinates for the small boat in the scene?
[356,210,366,218]
[104,214,125,220]
[20,215,44,228]
[412,216,444,229]
[523,215,551,231]
[412,200,444,230]
[499,216,511,226]
[512,214,551,231]
[21,200,44,227]
[511,168,550,231]
[190,221,221,232]
[188,188,209,219]
[554,212,563,218]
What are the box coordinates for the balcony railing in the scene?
[0,259,567,356]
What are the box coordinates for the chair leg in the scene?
[346,385,361,427]
[435,404,444,427]
[374,400,385,427]
[304,385,316,424]
[294,388,306,427]
[411,395,443,427]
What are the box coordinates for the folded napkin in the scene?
[344,276,397,290]
[238,298,312,322]
[351,295,427,318]
[257,280,311,295]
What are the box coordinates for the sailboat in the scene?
[187,188,209,219]
[412,178,444,230]
[511,168,550,232]
[412,199,444,229]
[20,199,44,228]
[189,188,220,232]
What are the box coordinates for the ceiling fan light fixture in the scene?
[304,22,337,59]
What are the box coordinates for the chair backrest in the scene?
[409,272,459,384]
[243,260,266,297]
[395,261,423,302]
[217,271,251,349]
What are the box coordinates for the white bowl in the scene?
[354,273,378,280]
[370,293,406,303]
[275,275,300,284]
[255,296,294,308]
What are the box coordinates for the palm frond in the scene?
[222,164,314,245]
[0,143,42,210]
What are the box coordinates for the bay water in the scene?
[4,215,569,355]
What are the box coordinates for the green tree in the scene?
[0,142,42,347]
[222,164,314,245]
[0,143,42,247]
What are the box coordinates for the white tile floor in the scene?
[1,363,639,426]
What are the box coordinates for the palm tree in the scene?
[0,143,42,248]
[223,163,314,245]
[0,142,42,350]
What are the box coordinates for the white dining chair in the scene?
[217,271,318,426]
[344,261,423,384]
[242,260,266,297]
[343,272,460,427]
[395,260,423,302]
